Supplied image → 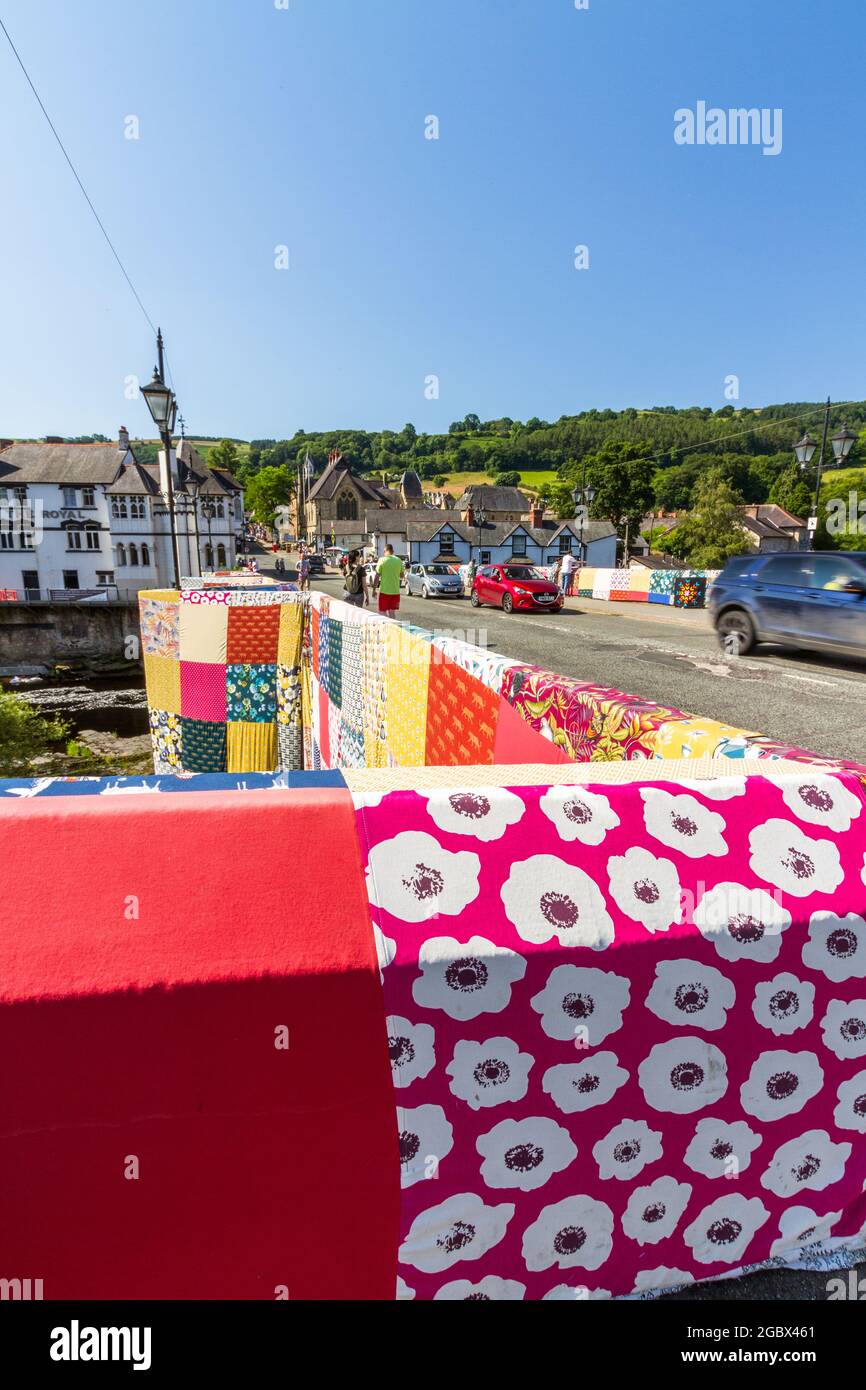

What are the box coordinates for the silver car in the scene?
[405,562,464,598]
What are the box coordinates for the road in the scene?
[283,562,865,764]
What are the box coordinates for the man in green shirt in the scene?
[375,545,404,615]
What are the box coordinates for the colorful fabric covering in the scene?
[139,588,305,775]
[674,576,707,609]
[0,781,398,1299]
[354,771,866,1300]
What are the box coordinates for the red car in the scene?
[471,563,563,614]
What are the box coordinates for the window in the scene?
[14,486,27,503]
[130,495,146,519]
[214,499,225,519]
[85,526,100,551]
[511,533,527,556]
[22,570,39,596]
[96,571,115,586]
[111,497,128,520]
[128,543,139,565]
[62,487,77,508]
[336,491,358,521]
[759,555,811,587]
[438,531,455,554]
[217,544,227,567]
[116,544,127,566]
[480,550,491,565]
[205,544,214,568]
[66,528,82,551]
[810,555,866,591]
[82,487,95,507]
[62,570,79,590]
[558,534,573,554]
[141,544,150,565]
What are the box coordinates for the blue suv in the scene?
[709,551,866,658]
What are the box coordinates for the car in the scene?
[404,562,465,599]
[709,551,866,659]
[305,553,326,576]
[471,563,563,614]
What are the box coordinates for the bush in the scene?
[494,470,521,488]
[0,690,68,776]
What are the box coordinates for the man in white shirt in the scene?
[559,550,577,595]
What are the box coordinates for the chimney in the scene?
[118,425,130,451]
[529,502,543,528]
[465,504,475,528]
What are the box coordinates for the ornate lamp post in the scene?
[571,483,596,563]
[794,402,856,549]
[141,329,181,586]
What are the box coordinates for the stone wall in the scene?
[0,600,140,672]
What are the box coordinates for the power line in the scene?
[638,400,862,470]
[0,13,166,366]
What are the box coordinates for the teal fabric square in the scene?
[226,663,277,722]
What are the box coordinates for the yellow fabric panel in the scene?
[140,588,180,602]
[277,600,304,665]
[226,721,278,773]
[178,601,228,664]
[385,626,431,766]
[653,717,759,760]
[143,653,181,714]
[629,568,650,591]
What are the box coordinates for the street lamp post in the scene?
[571,482,596,563]
[794,401,856,549]
[141,329,181,587]
[201,498,216,569]
[475,504,487,563]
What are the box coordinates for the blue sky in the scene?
[1,0,864,440]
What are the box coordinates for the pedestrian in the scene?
[374,544,404,617]
[297,548,310,592]
[466,555,477,596]
[343,549,369,608]
[560,550,577,596]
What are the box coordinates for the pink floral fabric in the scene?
[354,772,866,1300]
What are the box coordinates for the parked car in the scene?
[709,551,866,658]
[405,562,465,599]
[471,563,563,614]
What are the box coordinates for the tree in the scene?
[244,465,293,527]
[209,439,241,473]
[0,691,67,775]
[661,475,748,569]
[494,470,521,488]
[432,474,447,488]
[565,441,656,543]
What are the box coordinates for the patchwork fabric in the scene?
[326,613,343,707]
[276,664,302,729]
[178,601,228,664]
[226,664,277,723]
[180,661,228,723]
[180,717,226,773]
[426,651,498,766]
[226,604,281,664]
[149,710,182,773]
[140,591,180,658]
[143,653,181,714]
[278,600,304,666]
[277,720,304,773]
[386,626,431,766]
[226,721,277,773]
[355,773,866,1300]
[674,577,707,609]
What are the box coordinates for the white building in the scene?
[0,431,244,598]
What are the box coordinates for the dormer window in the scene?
[558,534,573,554]
[439,531,455,554]
[512,533,527,556]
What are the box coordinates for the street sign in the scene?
[807,515,818,533]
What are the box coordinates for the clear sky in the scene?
[1,0,863,440]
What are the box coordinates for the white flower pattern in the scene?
[366,830,481,922]
[414,935,527,1020]
[530,964,630,1045]
[539,785,621,845]
[607,846,682,933]
[640,788,728,859]
[425,788,525,841]
[501,854,615,949]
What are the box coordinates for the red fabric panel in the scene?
[318,684,331,766]
[0,790,397,1300]
[493,694,571,764]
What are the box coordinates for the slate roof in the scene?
[400,469,424,498]
[308,460,392,505]
[403,516,617,546]
[0,441,128,485]
[455,485,531,512]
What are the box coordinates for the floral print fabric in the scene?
[355,773,866,1300]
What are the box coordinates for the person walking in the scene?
[343,549,369,608]
[297,547,310,592]
[374,544,404,616]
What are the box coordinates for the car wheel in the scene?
[470,590,480,607]
[717,608,756,656]
[421,585,429,599]
[502,594,514,614]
